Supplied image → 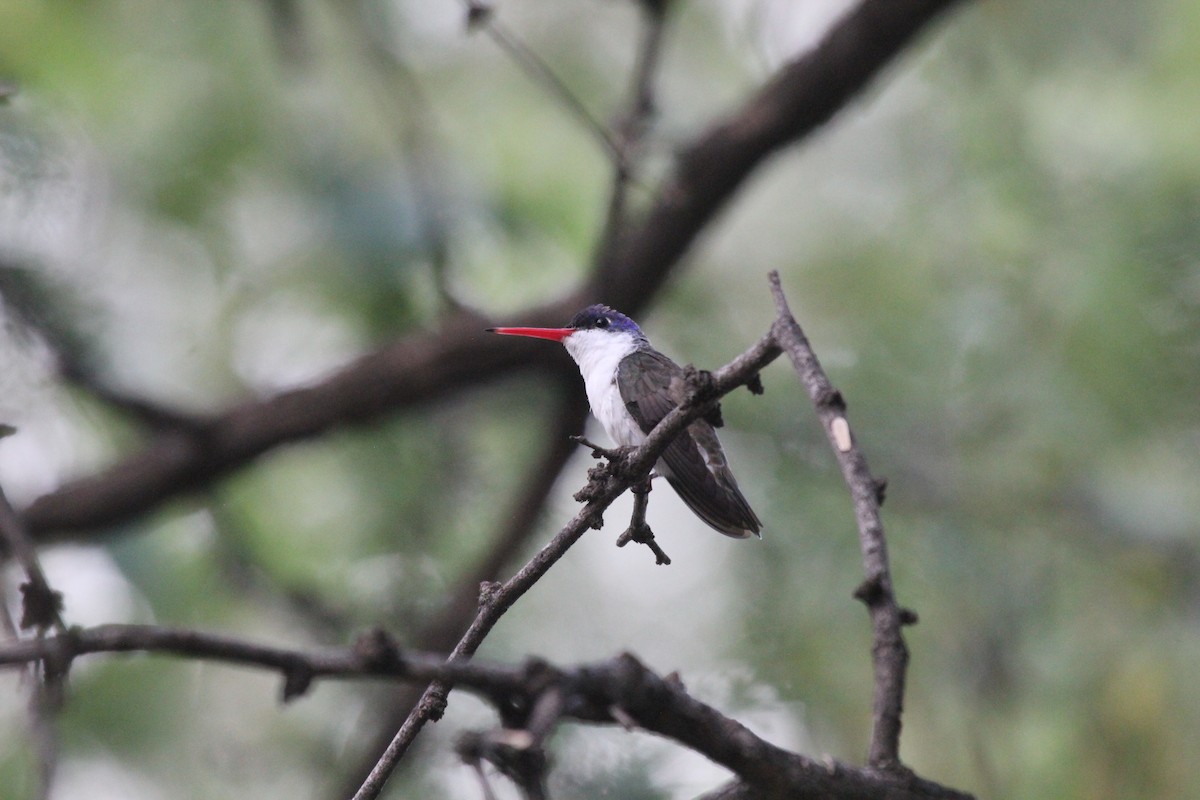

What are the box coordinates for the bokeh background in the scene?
[2,1,1199,798]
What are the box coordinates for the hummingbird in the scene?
[489,304,762,539]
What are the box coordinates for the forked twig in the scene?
[353,271,919,795]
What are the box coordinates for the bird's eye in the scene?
[595,316,609,329]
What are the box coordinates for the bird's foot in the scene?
[614,477,670,565]
[570,435,626,461]
[616,522,671,566]
[572,448,635,505]
[682,365,725,428]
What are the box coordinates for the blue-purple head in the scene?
[567,305,645,340]
[487,304,647,352]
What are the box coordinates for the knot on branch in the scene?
[19,580,64,632]
[817,387,846,412]
[422,685,450,722]
[572,462,615,504]
[353,627,404,671]
[478,580,503,607]
[682,365,724,427]
[281,661,314,702]
[852,573,887,608]
[571,442,639,508]
[746,372,765,395]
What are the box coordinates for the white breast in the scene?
[564,329,647,447]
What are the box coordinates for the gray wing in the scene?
[617,350,762,539]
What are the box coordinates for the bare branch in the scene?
[6,273,959,798]
[20,0,964,547]
[593,0,671,278]
[767,272,911,770]
[22,305,575,540]
[464,2,621,160]
[332,384,589,798]
[599,0,966,308]
[352,300,783,800]
[0,625,970,799]
[613,478,670,565]
[0,481,64,634]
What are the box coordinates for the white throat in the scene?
[563,328,645,447]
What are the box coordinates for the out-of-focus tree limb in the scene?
[21,304,573,540]
[350,289,786,800]
[329,382,589,797]
[20,0,966,550]
[0,625,972,800]
[598,0,966,307]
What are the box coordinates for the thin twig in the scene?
[767,271,911,770]
[0,473,66,800]
[463,2,621,160]
[351,307,783,800]
[21,0,964,546]
[0,483,64,634]
[592,0,671,281]
[614,479,670,565]
[335,385,589,797]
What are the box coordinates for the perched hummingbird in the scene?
[489,304,762,539]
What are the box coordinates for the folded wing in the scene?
[617,350,762,538]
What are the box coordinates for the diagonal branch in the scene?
[768,273,912,769]
[19,0,965,546]
[333,382,589,798]
[351,306,784,800]
[592,0,672,279]
[6,273,942,797]
[598,0,965,308]
[0,470,67,800]
[463,1,621,160]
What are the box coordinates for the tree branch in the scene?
[0,625,971,799]
[592,0,671,280]
[6,272,960,798]
[20,306,572,540]
[351,302,783,800]
[597,0,965,308]
[19,0,965,546]
[0,472,66,800]
[767,273,912,769]
[333,382,589,798]
[463,1,621,160]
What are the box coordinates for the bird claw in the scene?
[616,522,671,565]
[570,434,624,461]
[569,437,670,564]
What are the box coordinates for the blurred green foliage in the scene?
[1,1,1199,799]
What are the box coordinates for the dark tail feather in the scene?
[665,472,762,539]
